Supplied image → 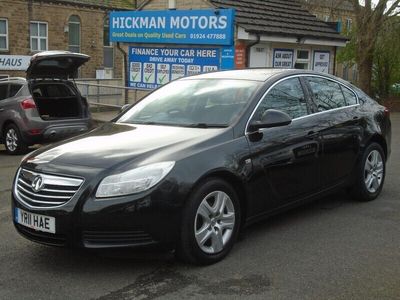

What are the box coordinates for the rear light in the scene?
[28,129,42,135]
[21,98,36,110]
[384,107,390,117]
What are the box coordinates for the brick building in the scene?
[0,0,140,79]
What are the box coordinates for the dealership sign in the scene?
[313,51,330,73]
[128,46,220,89]
[110,9,235,45]
[273,49,294,68]
[0,55,31,70]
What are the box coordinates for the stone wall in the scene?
[0,0,124,78]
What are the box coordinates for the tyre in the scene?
[176,178,241,265]
[3,124,28,155]
[350,142,385,202]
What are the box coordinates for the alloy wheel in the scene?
[194,191,235,254]
[364,149,384,193]
[5,128,18,152]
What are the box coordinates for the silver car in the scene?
[0,51,92,154]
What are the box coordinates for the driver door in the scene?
[246,77,322,212]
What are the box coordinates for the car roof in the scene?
[184,68,288,82]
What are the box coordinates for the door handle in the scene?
[0,108,4,112]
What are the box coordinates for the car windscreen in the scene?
[117,79,261,128]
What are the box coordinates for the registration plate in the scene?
[14,208,56,234]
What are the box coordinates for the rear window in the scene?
[0,84,7,100]
[9,84,22,97]
[342,86,358,105]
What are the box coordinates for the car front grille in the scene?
[15,168,83,208]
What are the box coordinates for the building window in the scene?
[346,19,352,31]
[30,21,48,51]
[295,49,310,70]
[103,17,114,68]
[0,19,8,51]
[68,15,81,53]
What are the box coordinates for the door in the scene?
[246,77,322,213]
[304,76,361,187]
[0,83,9,130]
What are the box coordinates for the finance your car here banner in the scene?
[110,9,235,45]
[128,46,221,90]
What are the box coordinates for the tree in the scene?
[372,17,400,98]
[350,0,400,95]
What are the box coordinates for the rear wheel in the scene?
[350,142,385,201]
[3,124,28,155]
[176,178,241,265]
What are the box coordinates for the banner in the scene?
[0,55,31,70]
[110,9,235,45]
[129,46,220,90]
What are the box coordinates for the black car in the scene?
[12,69,391,265]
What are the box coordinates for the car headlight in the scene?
[95,161,175,198]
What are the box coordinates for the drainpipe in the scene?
[333,46,337,76]
[116,42,129,105]
[245,33,260,68]
[114,0,138,105]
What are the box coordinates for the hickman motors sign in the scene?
[0,55,31,71]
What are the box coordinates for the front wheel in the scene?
[176,178,241,265]
[350,142,386,202]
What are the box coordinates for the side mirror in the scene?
[249,109,292,131]
[120,104,130,113]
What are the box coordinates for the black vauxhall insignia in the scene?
[12,66,391,265]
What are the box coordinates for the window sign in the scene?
[273,49,294,68]
[129,46,220,90]
[313,51,330,73]
[221,47,235,70]
[110,9,235,45]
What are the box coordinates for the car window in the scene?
[0,84,8,100]
[19,85,31,97]
[253,77,308,120]
[9,84,22,98]
[341,86,358,105]
[307,77,346,111]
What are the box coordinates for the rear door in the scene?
[304,76,361,188]
[0,83,24,136]
[246,76,322,212]
[0,83,9,130]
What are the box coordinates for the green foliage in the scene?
[336,29,356,68]
[372,17,400,98]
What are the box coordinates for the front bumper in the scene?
[12,174,183,249]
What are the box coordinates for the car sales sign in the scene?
[110,9,235,45]
[129,46,220,89]
[0,55,31,70]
